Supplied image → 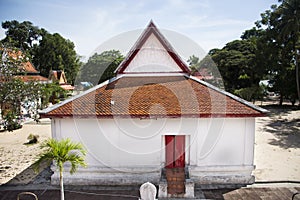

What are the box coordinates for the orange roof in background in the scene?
[50,71,59,80]
[60,84,74,90]
[21,60,39,73]
[15,75,49,82]
[1,48,51,83]
[49,70,68,83]
[3,49,39,73]
[41,76,267,118]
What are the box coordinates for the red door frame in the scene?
[165,135,185,168]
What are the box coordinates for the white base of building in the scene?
[51,165,255,187]
[51,165,161,185]
[189,165,255,188]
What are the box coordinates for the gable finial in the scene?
[147,19,156,28]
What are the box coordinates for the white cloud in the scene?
[0,0,271,59]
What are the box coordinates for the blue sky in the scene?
[0,0,277,60]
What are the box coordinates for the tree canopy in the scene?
[78,50,124,86]
[1,20,42,50]
[1,20,80,84]
[189,0,299,104]
[35,138,86,200]
[32,32,80,84]
[254,0,300,104]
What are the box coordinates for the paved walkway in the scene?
[0,186,300,200]
[202,186,300,199]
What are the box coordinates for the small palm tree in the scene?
[35,138,87,200]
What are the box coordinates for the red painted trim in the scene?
[151,30,191,73]
[120,71,186,74]
[116,21,191,75]
[40,113,266,119]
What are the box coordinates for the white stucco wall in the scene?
[51,117,255,186]
[124,33,182,73]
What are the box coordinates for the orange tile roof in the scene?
[41,76,267,118]
[60,84,74,90]
[15,75,49,82]
[3,49,39,73]
[21,60,39,73]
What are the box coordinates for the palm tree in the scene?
[35,138,87,200]
[278,0,300,105]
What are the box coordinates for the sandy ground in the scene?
[0,106,299,185]
[0,119,51,185]
[254,105,300,181]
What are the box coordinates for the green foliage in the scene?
[0,46,38,118]
[3,111,22,132]
[0,46,65,127]
[36,138,87,173]
[190,0,299,105]
[254,0,300,105]
[32,33,81,84]
[78,50,124,85]
[187,55,200,74]
[40,82,68,107]
[35,138,87,200]
[1,20,81,85]
[209,39,262,94]
[1,20,42,50]
[188,54,224,89]
[234,86,264,102]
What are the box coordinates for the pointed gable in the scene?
[49,70,68,84]
[115,21,191,74]
[40,21,268,119]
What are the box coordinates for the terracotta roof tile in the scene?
[21,61,39,73]
[60,84,74,90]
[15,75,49,82]
[4,49,39,73]
[42,76,266,118]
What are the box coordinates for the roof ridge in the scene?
[188,75,269,114]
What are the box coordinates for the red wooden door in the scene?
[165,135,185,168]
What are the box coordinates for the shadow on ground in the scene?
[1,187,300,200]
[260,105,300,149]
[0,188,140,200]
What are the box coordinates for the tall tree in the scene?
[78,50,124,86]
[1,20,81,84]
[35,138,87,200]
[277,0,300,104]
[0,46,43,130]
[256,1,300,105]
[210,40,262,93]
[1,46,27,115]
[1,20,42,50]
[32,32,81,84]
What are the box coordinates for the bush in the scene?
[234,85,264,102]
[26,134,39,144]
[3,111,22,132]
